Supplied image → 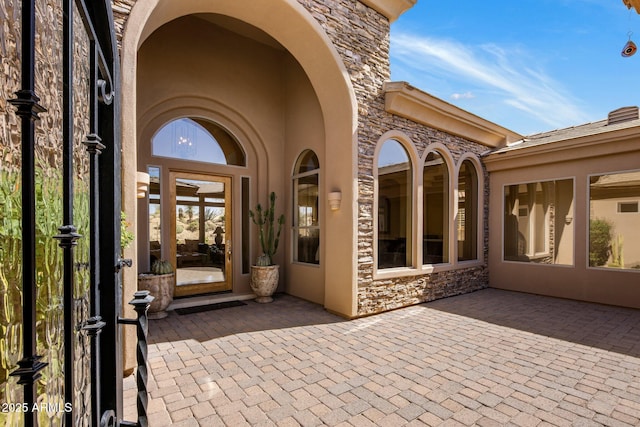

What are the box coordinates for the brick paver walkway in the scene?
[123,289,640,426]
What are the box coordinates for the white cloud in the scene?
[451,92,475,100]
[390,33,591,131]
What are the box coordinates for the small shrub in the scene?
[589,218,613,267]
[121,211,135,250]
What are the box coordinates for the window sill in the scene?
[587,265,640,273]
[374,260,484,280]
[501,259,575,268]
[291,261,321,268]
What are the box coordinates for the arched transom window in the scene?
[152,117,245,166]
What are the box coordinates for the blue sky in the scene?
[390,0,640,135]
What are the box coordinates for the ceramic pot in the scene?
[250,265,279,303]
[137,273,175,318]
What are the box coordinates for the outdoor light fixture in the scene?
[328,191,342,211]
[137,171,150,198]
[622,32,637,57]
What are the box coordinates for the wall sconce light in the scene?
[136,171,150,199]
[328,191,342,211]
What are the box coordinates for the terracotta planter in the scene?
[250,265,279,303]
[137,273,175,319]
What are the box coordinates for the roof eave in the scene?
[384,81,523,148]
[623,0,640,14]
[484,125,640,172]
[359,0,417,22]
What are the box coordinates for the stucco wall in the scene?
[282,55,327,304]
[486,139,640,309]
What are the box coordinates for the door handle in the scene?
[227,240,232,261]
[116,258,133,272]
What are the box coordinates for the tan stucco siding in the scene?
[136,16,286,160]
[282,55,327,304]
[486,138,640,309]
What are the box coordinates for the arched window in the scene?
[423,151,449,264]
[292,150,320,264]
[377,140,412,269]
[151,118,245,166]
[458,160,478,261]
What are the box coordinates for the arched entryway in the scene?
[120,0,358,320]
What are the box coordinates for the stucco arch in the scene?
[121,0,357,154]
[420,143,454,172]
[455,153,483,186]
[373,129,419,171]
[455,152,482,175]
[120,0,359,317]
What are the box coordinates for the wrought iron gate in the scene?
[0,1,148,426]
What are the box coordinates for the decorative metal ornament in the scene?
[622,32,637,57]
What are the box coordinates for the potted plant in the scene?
[249,191,285,303]
[138,260,175,318]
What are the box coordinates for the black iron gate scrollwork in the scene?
[0,0,149,426]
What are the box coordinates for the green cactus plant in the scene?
[151,259,174,275]
[255,253,271,267]
[249,191,285,266]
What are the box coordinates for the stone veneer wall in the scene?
[110,0,489,316]
[112,0,136,49]
[294,1,490,315]
[356,113,490,316]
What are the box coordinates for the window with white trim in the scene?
[423,151,449,264]
[458,160,478,261]
[377,139,413,269]
[292,150,320,264]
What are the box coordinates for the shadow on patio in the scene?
[425,288,640,359]
[147,293,347,345]
[146,288,640,359]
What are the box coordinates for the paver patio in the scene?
[123,288,640,426]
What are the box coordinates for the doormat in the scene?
[175,300,247,315]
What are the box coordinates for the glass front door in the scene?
[170,172,232,297]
